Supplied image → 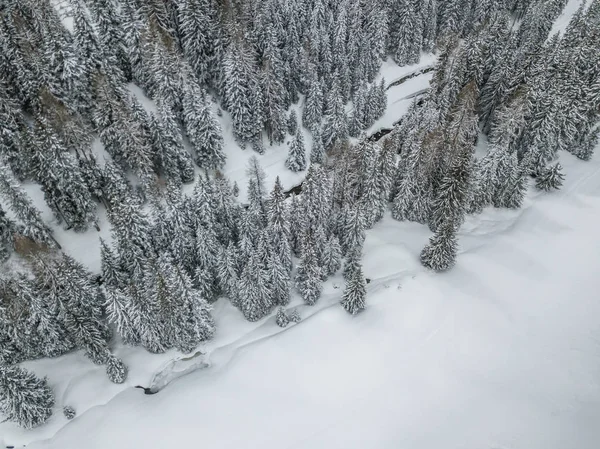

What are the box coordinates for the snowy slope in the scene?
[0,53,437,448]
[2,1,596,446]
[23,149,600,449]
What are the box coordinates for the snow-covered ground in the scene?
[3,2,597,446]
[18,148,600,449]
[0,55,437,448]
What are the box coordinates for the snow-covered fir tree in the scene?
[341,263,367,315]
[295,244,323,306]
[286,129,307,172]
[0,365,55,429]
[536,163,565,192]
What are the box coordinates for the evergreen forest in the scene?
[0,0,599,430]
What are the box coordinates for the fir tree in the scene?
[389,0,423,66]
[178,0,222,87]
[217,243,239,299]
[535,162,565,192]
[63,405,76,420]
[104,286,139,346]
[100,238,126,289]
[182,83,226,170]
[237,252,273,321]
[341,264,367,315]
[0,365,54,429]
[339,204,366,255]
[323,80,349,149]
[268,251,291,306]
[0,204,15,261]
[310,127,326,164]
[260,57,287,145]
[152,101,195,185]
[295,244,323,306]
[34,254,111,364]
[286,129,307,172]
[287,110,298,136]
[222,38,263,142]
[302,75,323,132]
[106,355,128,384]
[343,244,362,281]
[322,234,342,276]
[420,223,458,272]
[275,307,289,328]
[0,162,59,248]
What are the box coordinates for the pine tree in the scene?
[104,286,139,346]
[100,238,126,289]
[339,204,366,255]
[178,0,222,87]
[182,83,226,170]
[0,365,54,429]
[107,195,154,280]
[268,251,291,306]
[0,204,15,261]
[302,75,323,132]
[152,101,195,185]
[106,355,128,384]
[0,162,60,249]
[37,254,110,364]
[390,0,423,66]
[343,244,362,281]
[252,138,266,155]
[349,86,366,137]
[341,264,366,315]
[222,38,263,143]
[275,307,289,328]
[286,129,307,172]
[310,127,326,164]
[30,118,97,232]
[260,58,287,145]
[87,0,130,80]
[535,162,565,192]
[295,244,323,306]
[287,110,298,135]
[323,80,349,149]
[495,151,527,209]
[420,223,458,272]
[322,234,342,276]
[237,252,273,321]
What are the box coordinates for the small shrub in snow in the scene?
[63,405,76,420]
[106,356,128,384]
[276,307,289,328]
[288,309,301,323]
[535,163,564,192]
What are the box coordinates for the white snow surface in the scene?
[14,149,600,449]
[2,2,598,445]
[0,55,436,447]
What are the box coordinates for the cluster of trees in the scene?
[1,0,599,431]
[386,0,599,270]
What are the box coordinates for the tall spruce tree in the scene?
[0,365,55,429]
